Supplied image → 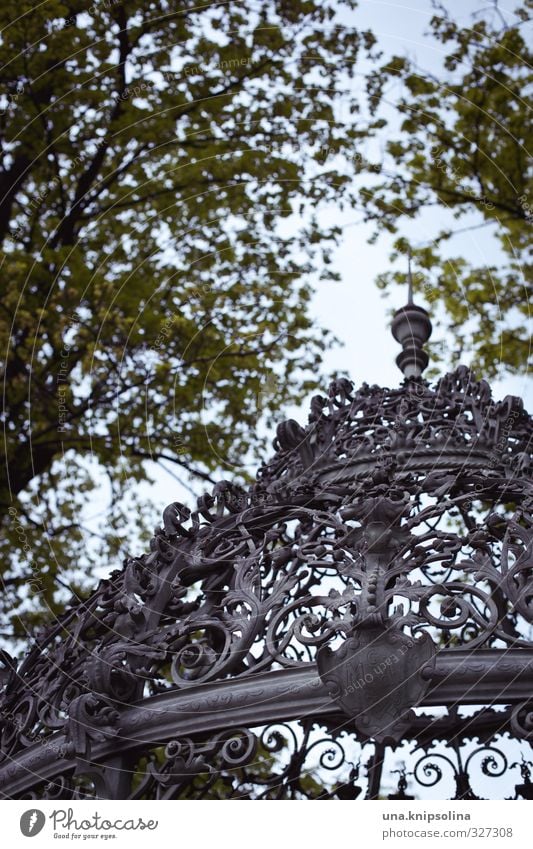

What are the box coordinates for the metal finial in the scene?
[391,253,432,379]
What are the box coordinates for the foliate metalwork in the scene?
[1,322,532,798]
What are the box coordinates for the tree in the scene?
[358,0,532,376]
[0,0,380,638]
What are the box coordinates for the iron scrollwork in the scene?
[1,350,532,799]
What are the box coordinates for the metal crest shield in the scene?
[317,627,436,743]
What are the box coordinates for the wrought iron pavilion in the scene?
[1,292,532,800]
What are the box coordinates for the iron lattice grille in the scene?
[0,365,532,799]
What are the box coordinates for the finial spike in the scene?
[407,248,414,305]
[391,252,432,379]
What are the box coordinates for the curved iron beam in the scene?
[1,649,532,798]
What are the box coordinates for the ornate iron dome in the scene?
[1,297,532,801]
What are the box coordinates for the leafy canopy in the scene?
[0,0,379,636]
